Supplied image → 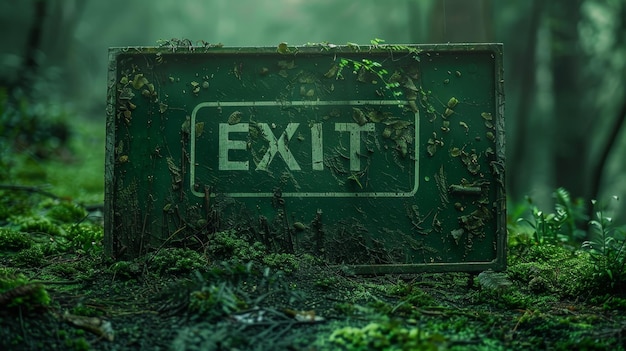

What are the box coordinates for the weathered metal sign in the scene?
[105,43,505,273]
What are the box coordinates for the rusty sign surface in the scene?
[105,43,505,274]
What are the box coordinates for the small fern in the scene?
[477,270,512,293]
[553,187,587,244]
[582,196,626,291]
[512,188,587,247]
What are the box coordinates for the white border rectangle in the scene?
[190,100,419,198]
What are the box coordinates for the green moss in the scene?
[208,229,267,262]
[510,243,572,263]
[262,252,299,273]
[315,276,340,290]
[509,310,613,350]
[324,318,447,351]
[0,228,33,251]
[108,260,142,279]
[64,336,91,351]
[0,273,51,309]
[149,248,207,275]
[46,260,80,278]
[14,245,45,267]
[10,215,63,236]
[40,199,87,223]
[508,244,597,298]
[387,281,436,308]
[63,222,103,254]
[71,303,103,317]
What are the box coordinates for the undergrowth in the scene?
[508,188,626,295]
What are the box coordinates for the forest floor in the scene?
[1,244,626,351]
[1,121,626,351]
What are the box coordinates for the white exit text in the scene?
[218,122,375,171]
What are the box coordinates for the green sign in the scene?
[105,43,505,274]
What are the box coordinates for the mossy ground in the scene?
[1,120,625,350]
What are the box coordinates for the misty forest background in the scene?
[1,0,626,225]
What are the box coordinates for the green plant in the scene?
[582,197,626,291]
[553,188,588,243]
[590,294,626,311]
[527,203,566,245]
[325,318,447,351]
[477,269,513,294]
[186,269,252,320]
[331,39,420,100]
[189,281,248,320]
[510,188,587,248]
[335,57,403,98]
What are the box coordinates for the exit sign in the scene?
[105,43,505,274]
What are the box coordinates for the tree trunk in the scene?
[15,0,47,91]
[508,0,545,201]
[549,1,586,198]
[428,0,493,43]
